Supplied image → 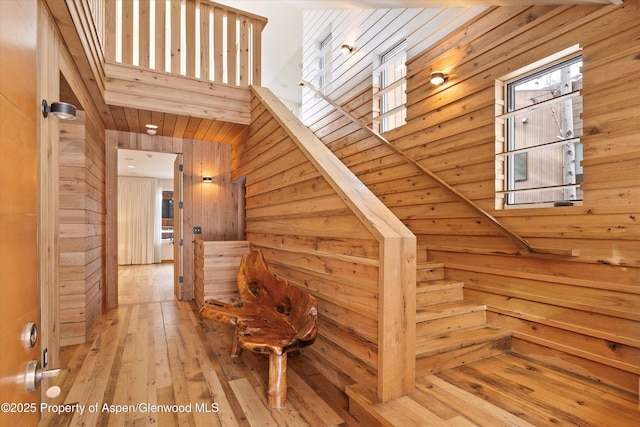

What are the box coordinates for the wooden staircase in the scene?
[345,248,513,426]
[414,248,511,377]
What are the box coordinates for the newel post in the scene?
[378,236,416,401]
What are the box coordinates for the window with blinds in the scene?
[497,55,583,207]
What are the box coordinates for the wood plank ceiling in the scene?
[59,75,247,143]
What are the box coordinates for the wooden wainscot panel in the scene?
[194,239,250,307]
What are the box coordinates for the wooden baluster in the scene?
[155,0,166,72]
[121,0,134,64]
[186,0,196,78]
[139,0,150,68]
[200,2,211,80]
[170,0,181,74]
[227,11,237,85]
[104,0,117,63]
[252,18,265,86]
[239,15,249,87]
[213,7,224,83]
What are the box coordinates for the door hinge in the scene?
[179,276,184,284]
[178,201,183,209]
[179,239,183,246]
[178,164,183,172]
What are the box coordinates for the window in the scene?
[497,55,583,207]
[374,40,407,133]
[318,33,332,89]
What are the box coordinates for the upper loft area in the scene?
[48,0,267,143]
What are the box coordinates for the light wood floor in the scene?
[41,264,639,426]
[117,262,176,305]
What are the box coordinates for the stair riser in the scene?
[417,311,486,338]
[416,288,464,306]
[416,266,444,281]
[415,336,512,377]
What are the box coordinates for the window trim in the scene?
[374,39,407,133]
[495,50,584,209]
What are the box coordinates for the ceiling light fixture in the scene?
[202,176,213,183]
[145,123,158,136]
[430,71,448,86]
[42,100,77,120]
[341,44,354,55]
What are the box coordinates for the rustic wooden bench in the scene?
[200,248,318,409]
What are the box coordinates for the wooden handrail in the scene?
[299,80,579,257]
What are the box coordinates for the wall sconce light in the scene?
[341,44,355,55]
[42,100,76,120]
[202,176,213,183]
[429,71,448,86]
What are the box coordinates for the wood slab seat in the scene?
[200,248,319,409]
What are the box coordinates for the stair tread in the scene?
[416,300,485,321]
[416,325,511,357]
[416,279,464,293]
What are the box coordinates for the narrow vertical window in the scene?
[319,33,332,89]
[375,40,407,133]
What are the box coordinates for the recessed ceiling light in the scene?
[128,165,135,169]
[145,124,158,129]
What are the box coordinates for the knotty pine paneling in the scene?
[302,2,640,395]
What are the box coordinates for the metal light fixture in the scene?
[341,44,354,55]
[42,100,76,120]
[429,71,448,86]
[202,176,213,183]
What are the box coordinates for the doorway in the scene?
[116,149,178,306]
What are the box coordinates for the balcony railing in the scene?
[104,0,267,87]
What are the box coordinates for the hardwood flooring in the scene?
[116,262,175,305]
[350,355,639,426]
[40,264,639,426]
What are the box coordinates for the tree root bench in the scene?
[200,248,319,409]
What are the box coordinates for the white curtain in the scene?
[118,177,162,265]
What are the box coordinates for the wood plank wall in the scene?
[105,132,245,304]
[233,93,381,396]
[230,87,416,401]
[35,0,110,353]
[300,6,487,123]
[302,3,640,395]
[59,111,106,346]
[193,239,249,306]
[45,0,113,128]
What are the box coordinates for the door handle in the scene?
[25,360,70,398]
